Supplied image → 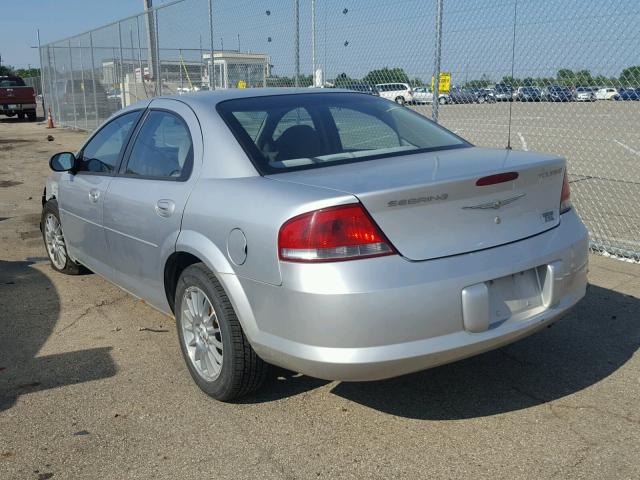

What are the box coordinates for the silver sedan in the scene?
[42,89,588,401]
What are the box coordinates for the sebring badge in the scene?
[462,193,526,210]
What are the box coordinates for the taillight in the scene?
[560,171,571,213]
[278,204,395,262]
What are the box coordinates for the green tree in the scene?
[0,65,14,76]
[620,66,640,87]
[15,67,40,78]
[362,67,409,85]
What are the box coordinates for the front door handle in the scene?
[88,189,100,203]
[155,199,175,218]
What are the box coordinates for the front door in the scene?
[58,110,142,277]
[103,99,202,311]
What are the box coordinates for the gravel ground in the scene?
[0,114,639,480]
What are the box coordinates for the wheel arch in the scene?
[166,230,262,343]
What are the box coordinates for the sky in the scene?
[2,0,638,83]
[1,0,164,68]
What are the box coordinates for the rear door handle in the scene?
[155,199,175,217]
[88,189,100,202]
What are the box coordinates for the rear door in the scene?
[102,99,202,309]
[58,110,142,277]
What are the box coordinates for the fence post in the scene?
[208,0,215,90]
[89,31,100,127]
[432,0,444,123]
[68,40,78,129]
[118,21,125,108]
[37,29,45,116]
[79,40,89,130]
[294,0,300,87]
[311,0,316,83]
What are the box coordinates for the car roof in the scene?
[122,88,373,116]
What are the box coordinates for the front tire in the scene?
[438,96,447,105]
[41,199,83,275]
[394,96,406,105]
[175,263,267,401]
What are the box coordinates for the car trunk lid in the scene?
[267,147,566,261]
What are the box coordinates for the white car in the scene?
[375,83,415,105]
[412,87,434,104]
[595,88,619,100]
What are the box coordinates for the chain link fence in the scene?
[38,0,640,261]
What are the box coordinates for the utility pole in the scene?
[432,0,444,123]
[144,0,158,91]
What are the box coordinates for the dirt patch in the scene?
[20,230,41,241]
[0,180,23,188]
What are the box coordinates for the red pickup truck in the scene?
[0,76,38,121]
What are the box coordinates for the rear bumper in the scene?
[1,103,37,113]
[238,209,589,381]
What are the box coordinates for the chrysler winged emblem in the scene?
[462,193,526,210]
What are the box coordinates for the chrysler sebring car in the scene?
[41,89,588,401]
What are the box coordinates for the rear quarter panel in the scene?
[180,176,356,286]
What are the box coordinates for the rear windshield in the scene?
[0,78,26,87]
[216,93,469,174]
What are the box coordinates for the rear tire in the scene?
[17,113,25,120]
[175,263,268,401]
[27,111,37,122]
[41,199,84,275]
[394,96,406,105]
[438,96,447,105]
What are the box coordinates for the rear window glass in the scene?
[0,78,26,87]
[217,92,469,174]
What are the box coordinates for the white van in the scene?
[375,83,415,105]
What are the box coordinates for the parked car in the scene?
[54,79,114,121]
[446,86,482,104]
[493,83,514,101]
[412,87,433,104]
[0,75,37,121]
[375,82,415,104]
[516,86,544,102]
[468,87,495,103]
[616,88,640,101]
[595,87,619,100]
[339,83,379,96]
[545,85,573,102]
[42,89,588,401]
[573,87,596,102]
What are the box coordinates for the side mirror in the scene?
[49,152,76,172]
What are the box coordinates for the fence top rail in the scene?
[40,0,186,48]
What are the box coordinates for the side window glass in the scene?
[78,111,140,173]
[125,110,193,179]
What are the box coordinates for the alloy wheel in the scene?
[181,286,224,381]
[44,213,67,270]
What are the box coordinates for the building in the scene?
[202,51,270,89]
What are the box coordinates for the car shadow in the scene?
[330,284,639,419]
[0,260,116,412]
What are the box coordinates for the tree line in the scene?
[268,66,640,89]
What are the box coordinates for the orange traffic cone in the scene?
[46,107,55,129]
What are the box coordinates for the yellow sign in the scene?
[237,80,247,89]
[431,72,451,93]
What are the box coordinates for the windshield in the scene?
[217,93,469,174]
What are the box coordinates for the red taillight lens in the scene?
[560,171,571,213]
[278,204,395,262]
